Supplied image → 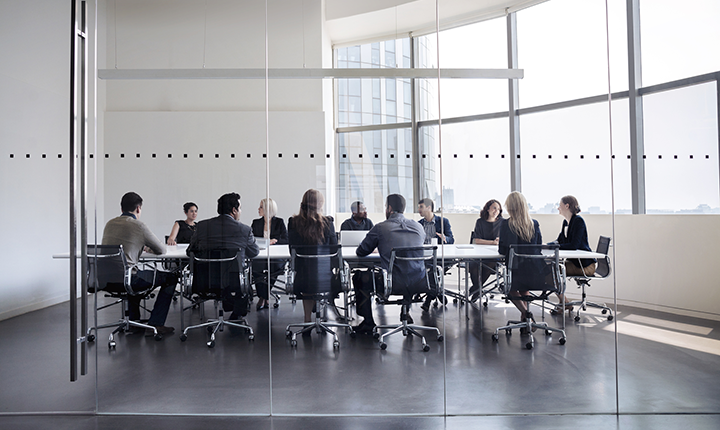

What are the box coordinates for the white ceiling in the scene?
[325,0,547,47]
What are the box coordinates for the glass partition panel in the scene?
[96,0,271,414]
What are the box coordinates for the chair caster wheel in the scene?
[483,302,488,308]
[379,342,387,350]
[207,326,214,333]
[504,299,510,304]
[286,330,291,337]
[453,298,458,304]
[550,309,559,316]
[545,330,551,336]
[422,345,430,352]
[207,341,215,348]
[489,294,495,299]
[505,329,512,336]
[437,335,444,342]
[333,341,339,348]
[108,341,116,349]
[601,309,608,314]
[372,332,380,340]
[559,337,566,345]
[290,340,297,347]
[87,334,95,342]
[574,315,581,322]
[526,342,533,350]
[273,303,279,308]
[172,296,178,302]
[154,334,163,341]
[349,331,356,338]
[491,334,499,342]
[607,315,614,321]
[433,302,438,308]
[248,334,255,341]
[180,334,187,342]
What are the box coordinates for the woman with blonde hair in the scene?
[251,198,288,310]
[287,189,338,323]
[498,191,543,320]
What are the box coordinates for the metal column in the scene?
[507,12,521,192]
[627,0,646,214]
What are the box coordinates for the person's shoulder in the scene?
[325,215,334,223]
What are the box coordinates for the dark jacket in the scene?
[556,214,594,267]
[418,215,455,244]
[187,214,260,263]
[251,216,288,244]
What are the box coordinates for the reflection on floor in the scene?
[1,274,719,429]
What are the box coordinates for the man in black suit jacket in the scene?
[187,192,260,319]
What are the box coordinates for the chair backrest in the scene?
[87,244,131,294]
[506,244,562,294]
[288,244,345,299]
[595,236,612,278]
[189,249,247,297]
[383,245,439,298]
[469,231,475,244]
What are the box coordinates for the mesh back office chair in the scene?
[492,244,567,350]
[372,246,444,352]
[285,244,352,348]
[564,236,613,322]
[466,231,505,308]
[86,245,163,348]
[179,250,254,348]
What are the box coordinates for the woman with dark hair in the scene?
[554,195,595,311]
[251,198,288,310]
[166,202,198,245]
[287,189,337,322]
[498,191,543,320]
[468,199,504,300]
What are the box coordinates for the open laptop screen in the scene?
[339,230,369,247]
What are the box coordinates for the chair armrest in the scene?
[284,261,294,295]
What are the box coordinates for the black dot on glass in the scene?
[501,154,505,159]
[517,154,521,159]
[247,154,251,158]
[262,154,266,158]
[580,155,584,159]
[548,155,552,159]
[294,154,298,158]
[152,153,156,158]
[674,155,678,159]
[215,154,219,158]
[326,154,330,159]
[278,153,282,158]
[658,155,662,159]
[199,154,203,158]
[533,155,536,159]
[485,154,489,158]
[469,154,473,158]
[136,153,140,158]
[358,154,363,158]
[596,155,600,159]
[43,154,47,158]
[26,154,30,158]
[375,154,379,158]
[342,154,347,158]
[184,154,188,158]
[58,154,63,158]
[168,154,172,158]
[105,154,109,158]
[453,154,457,158]
[422,154,426,159]
[706,155,710,159]
[438,154,441,159]
[612,155,616,159]
[642,155,646,159]
[9,154,13,158]
[564,155,568,159]
[390,154,395,158]
[120,154,125,158]
[627,155,631,159]
[310,154,314,158]
[230,154,235,158]
[690,155,694,159]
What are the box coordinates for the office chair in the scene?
[563,236,614,322]
[285,244,352,348]
[372,245,444,352]
[492,244,567,350]
[86,245,163,348]
[251,259,284,308]
[465,231,505,308]
[179,250,254,348]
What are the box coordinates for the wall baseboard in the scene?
[0,295,68,322]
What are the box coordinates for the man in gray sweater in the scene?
[102,192,178,336]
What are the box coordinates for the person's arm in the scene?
[244,227,260,259]
[143,224,166,255]
[498,222,510,257]
[167,221,180,245]
[535,220,543,244]
[273,217,288,245]
[439,217,454,244]
[356,226,379,257]
[555,219,568,244]
[327,218,338,245]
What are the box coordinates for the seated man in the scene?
[187,192,259,320]
[417,198,454,245]
[101,192,178,336]
[353,194,426,334]
[340,201,374,231]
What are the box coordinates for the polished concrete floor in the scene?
[1,274,719,429]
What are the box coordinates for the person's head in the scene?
[417,198,434,218]
[259,198,277,219]
[217,192,241,220]
[350,201,367,220]
[385,194,406,219]
[295,189,328,244]
[183,202,198,221]
[559,195,581,217]
[480,199,502,221]
[504,191,535,242]
[121,192,143,215]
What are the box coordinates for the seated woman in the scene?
[554,195,596,312]
[498,191,543,322]
[469,199,503,300]
[287,189,337,323]
[166,202,198,245]
[251,198,288,310]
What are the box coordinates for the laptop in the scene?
[340,230,369,247]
